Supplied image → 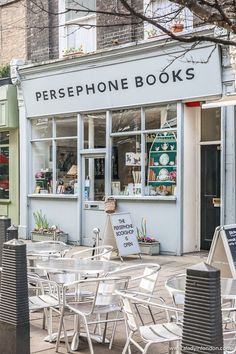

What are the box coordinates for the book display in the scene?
[147,131,177,196]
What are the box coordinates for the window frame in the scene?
[30,116,78,195]
[59,0,97,57]
[110,105,177,197]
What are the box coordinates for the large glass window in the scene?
[143,0,193,39]
[63,0,96,54]
[83,113,106,149]
[31,117,77,195]
[0,132,9,199]
[201,108,221,142]
[112,135,142,196]
[111,104,177,197]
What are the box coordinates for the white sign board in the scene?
[21,46,222,117]
[207,224,236,278]
[103,213,140,257]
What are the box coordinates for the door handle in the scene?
[212,198,221,207]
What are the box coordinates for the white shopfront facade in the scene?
[18,39,230,254]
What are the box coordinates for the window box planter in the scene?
[138,241,160,255]
[31,231,68,243]
[63,51,84,59]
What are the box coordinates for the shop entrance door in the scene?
[81,155,106,246]
[201,144,221,250]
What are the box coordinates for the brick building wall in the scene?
[26,0,59,62]
[0,0,27,65]
[97,0,143,50]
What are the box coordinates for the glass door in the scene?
[83,156,105,202]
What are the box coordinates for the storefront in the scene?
[18,40,229,254]
[0,83,19,224]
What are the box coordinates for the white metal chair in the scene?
[107,263,161,324]
[56,275,129,354]
[117,290,183,354]
[71,245,113,261]
[28,273,69,349]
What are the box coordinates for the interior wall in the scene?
[183,106,199,253]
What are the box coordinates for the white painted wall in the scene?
[29,197,78,243]
[183,106,199,252]
[82,199,177,253]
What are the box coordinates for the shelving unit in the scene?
[147,131,177,195]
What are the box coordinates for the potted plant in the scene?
[63,45,84,58]
[137,218,160,255]
[31,210,68,243]
[146,27,158,39]
[171,16,184,33]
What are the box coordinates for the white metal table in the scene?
[166,274,236,300]
[26,242,70,257]
[35,258,123,349]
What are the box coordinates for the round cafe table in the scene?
[165,274,236,300]
[35,258,121,275]
[26,242,70,257]
[35,258,123,350]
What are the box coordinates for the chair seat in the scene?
[140,322,182,342]
[67,301,121,315]
[29,295,59,311]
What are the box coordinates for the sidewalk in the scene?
[31,249,208,354]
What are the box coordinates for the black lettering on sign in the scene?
[225,228,236,266]
[135,76,144,87]
[36,92,41,101]
[186,68,195,80]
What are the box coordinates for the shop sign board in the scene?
[207,225,236,278]
[21,45,222,117]
[103,212,141,257]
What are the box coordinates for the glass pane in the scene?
[32,141,53,194]
[145,104,177,130]
[56,117,77,137]
[0,132,9,144]
[146,131,177,196]
[56,139,77,194]
[112,109,141,133]
[201,108,221,141]
[32,118,52,139]
[65,0,96,21]
[84,157,105,201]
[0,146,9,199]
[112,135,141,196]
[83,113,106,149]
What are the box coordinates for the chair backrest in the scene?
[93,276,129,309]
[139,266,160,294]
[106,263,160,295]
[71,245,113,261]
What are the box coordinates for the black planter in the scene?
[0,77,12,86]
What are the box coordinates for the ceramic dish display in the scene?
[159,153,169,166]
[158,168,169,181]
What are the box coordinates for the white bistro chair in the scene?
[117,290,183,354]
[56,275,130,354]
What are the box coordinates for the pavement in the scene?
[30,248,208,354]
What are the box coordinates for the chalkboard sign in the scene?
[103,213,141,258]
[225,228,236,267]
[207,225,236,278]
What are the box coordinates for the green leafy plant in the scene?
[137,218,157,243]
[63,45,84,55]
[33,210,49,231]
[0,64,10,78]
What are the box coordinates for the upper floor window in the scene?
[59,0,96,57]
[144,0,193,39]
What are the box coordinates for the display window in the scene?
[111,104,177,197]
[112,109,141,133]
[31,116,77,195]
[112,135,142,196]
[0,132,9,199]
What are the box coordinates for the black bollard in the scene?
[6,225,18,242]
[182,262,223,354]
[0,239,30,354]
[0,217,11,265]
